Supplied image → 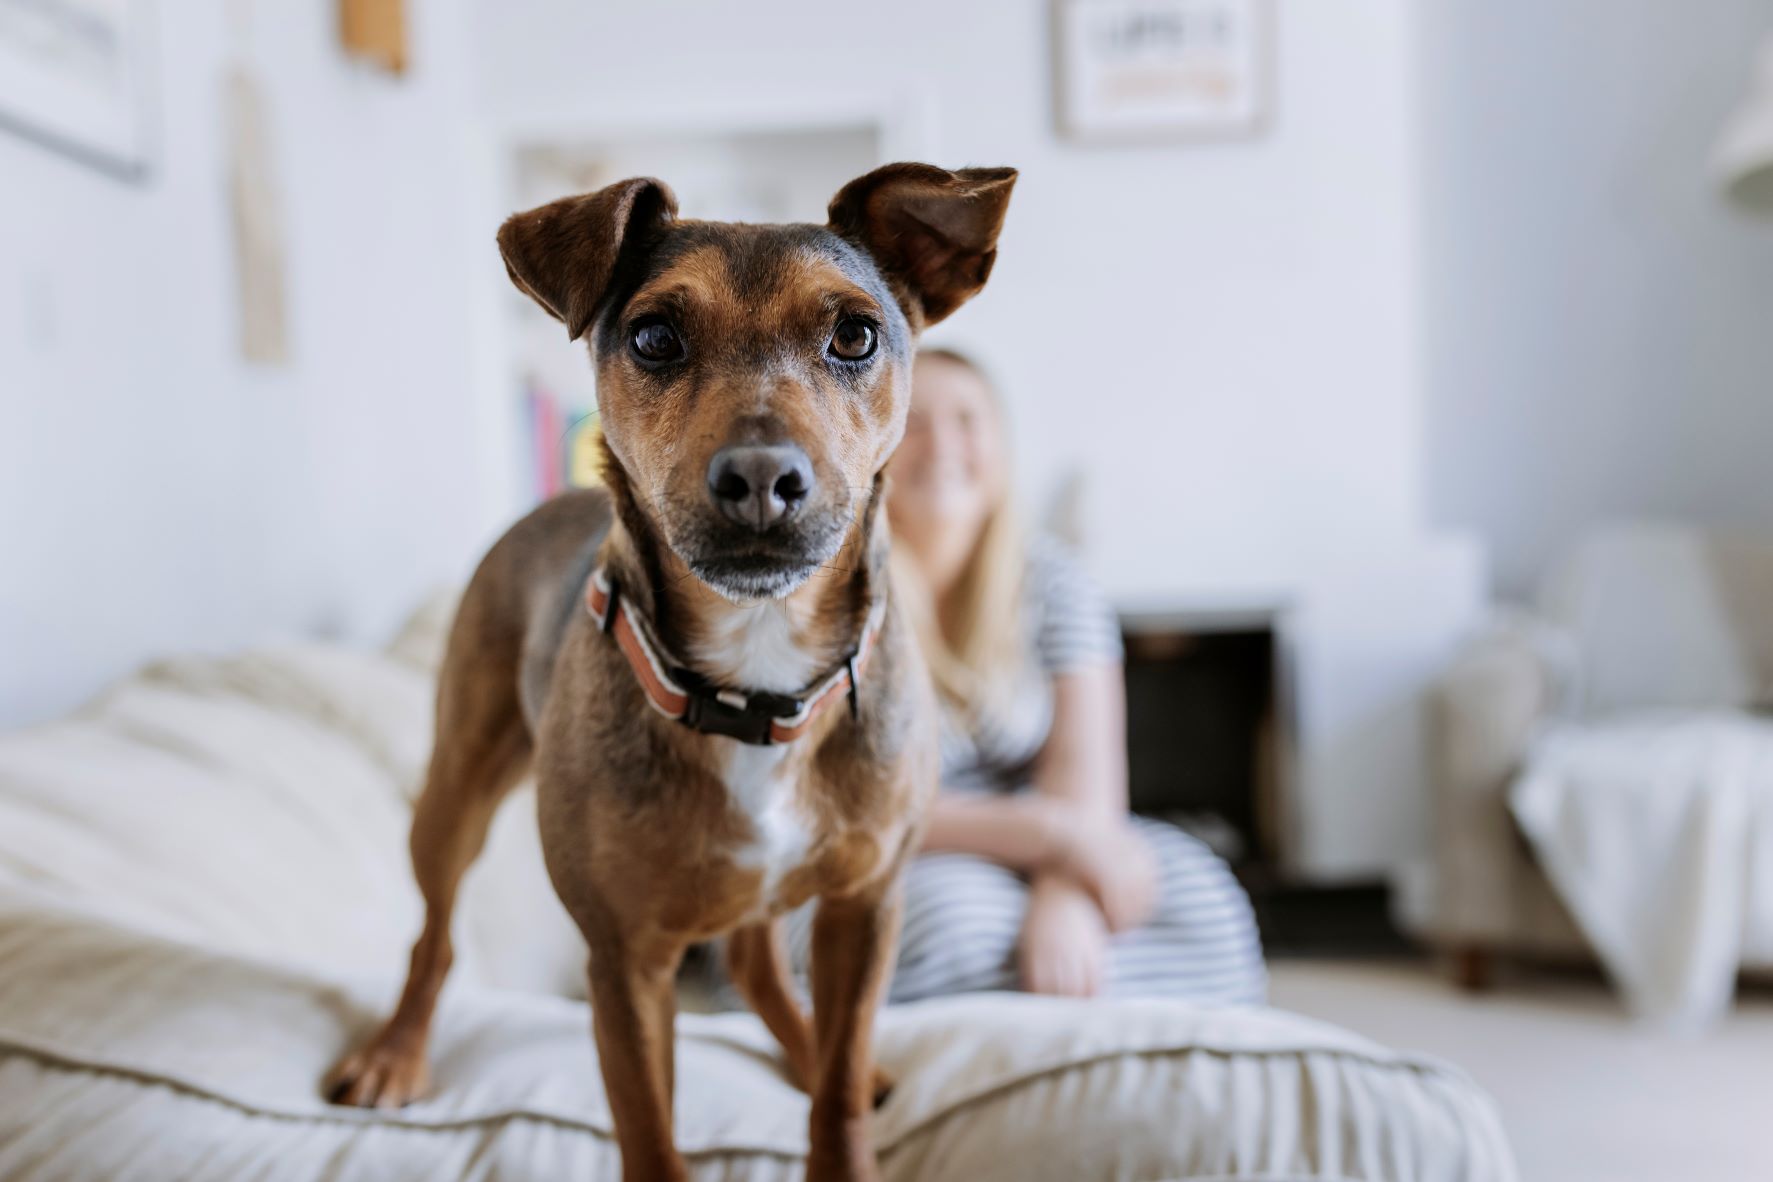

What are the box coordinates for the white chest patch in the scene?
[721,741,811,898]
[694,604,821,901]
[695,602,822,694]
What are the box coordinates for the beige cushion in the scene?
[0,639,1517,1180]
[0,893,1514,1182]
[0,642,584,997]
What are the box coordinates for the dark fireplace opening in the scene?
[1120,609,1411,956]
[1121,610,1290,875]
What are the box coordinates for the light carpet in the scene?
[1269,960,1773,1182]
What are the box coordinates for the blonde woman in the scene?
[791,349,1266,1002]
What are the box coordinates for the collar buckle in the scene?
[680,680,803,746]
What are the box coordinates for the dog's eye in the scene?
[630,319,685,365]
[828,317,877,362]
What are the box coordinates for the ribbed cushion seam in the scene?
[0,1023,1482,1165]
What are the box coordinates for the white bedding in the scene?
[0,633,1518,1180]
[0,889,1518,1182]
[0,641,584,998]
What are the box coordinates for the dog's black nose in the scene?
[707,444,814,531]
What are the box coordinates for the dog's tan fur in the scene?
[325,163,1016,1182]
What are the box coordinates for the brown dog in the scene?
[325,163,1016,1182]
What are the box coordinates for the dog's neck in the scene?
[597,456,887,697]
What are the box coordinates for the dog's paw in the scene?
[324,1035,430,1110]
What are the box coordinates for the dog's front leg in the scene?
[585,923,687,1182]
[727,918,819,1090]
[807,888,902,1182]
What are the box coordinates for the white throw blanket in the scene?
[1511,712,1773,1026]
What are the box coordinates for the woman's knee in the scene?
[891,855,1029,997]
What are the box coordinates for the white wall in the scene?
[475,0,1484,880]
[1422,0,1773,594]
[476,0,1432,583]
[0,1,502,726]
[1,0,1486,881]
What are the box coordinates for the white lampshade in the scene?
[1717,36,1773,213]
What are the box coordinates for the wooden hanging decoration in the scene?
[339,0,408,76]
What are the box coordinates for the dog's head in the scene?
[498,163,1016,602]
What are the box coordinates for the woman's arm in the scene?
[919,791,1061,872]
[1012,665,1139,994]
[918,666,1147,889]
[1031,665,1129,820]
[1027,663,1157,933]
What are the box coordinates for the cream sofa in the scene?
[0,601,1515,1180]
[1424,523,1773,1023]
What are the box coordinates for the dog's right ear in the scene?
[497,177,678,341]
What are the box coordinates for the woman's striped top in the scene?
[938,535,1124,793]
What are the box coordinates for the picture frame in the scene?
[0,0,157,182]
[1054,0,1273,143]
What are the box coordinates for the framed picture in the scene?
[0,0,157,181]
[1055,0,1272,143]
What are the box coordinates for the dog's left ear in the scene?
[828,163,1017,329]
[498,176,678,341]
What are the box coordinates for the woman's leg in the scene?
[781,823,1263,1005]
[788,853,1032,1004]
[1103,819,1267,1004]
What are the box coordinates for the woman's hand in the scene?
[1037,805,1159,934]
[1018,874,1109,997]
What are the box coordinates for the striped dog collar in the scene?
[584,566,883,746]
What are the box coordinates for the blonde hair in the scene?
[895,349,1027,719]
